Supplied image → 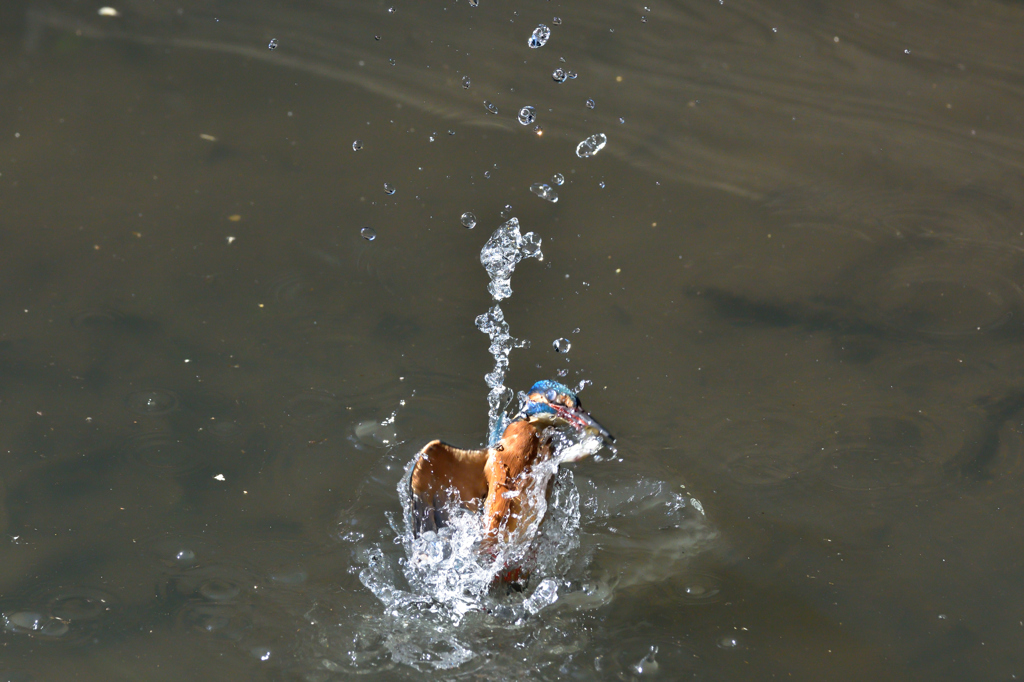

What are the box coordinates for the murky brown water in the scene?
[2,0,1023,679]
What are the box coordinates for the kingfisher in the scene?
[406,380,614,583]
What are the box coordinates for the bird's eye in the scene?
[545,389,558,402]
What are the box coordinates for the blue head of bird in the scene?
[520,380,615,445]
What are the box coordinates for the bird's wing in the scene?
[408,440,489,535]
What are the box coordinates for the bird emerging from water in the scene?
[407,380,614,583]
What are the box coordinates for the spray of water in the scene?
[475,217,543,439]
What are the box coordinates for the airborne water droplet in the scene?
[383,182,396,194]
[552,173,565,185]
[469,0,479,6]
[517,106,537,125]
[352,140,363,151]
[552,68,568,83]
[528,24,551,48]
[483,100,499,114]
[461,212,477,229]
[576,133,608,158]
[553,337,571,352]
[585,98,596,109]
[552,17,562,25]
[462,75,471,89]
[360,227,376,241]
[530,183,558,203]
[267,39,278,50]
[500,204,512,219]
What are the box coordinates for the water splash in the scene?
[476,217,543,436]
[475,305,530,440]
[479,217,542,302]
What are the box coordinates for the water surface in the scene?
[1,0,1023,679]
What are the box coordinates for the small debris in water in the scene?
[576,133,608,158]
[98,7,120,16]
[360,227,377,241]
[461,212,477,229]
[528,24,551,48]
[530,183,558,202]
[389,58,396,66]
[518,106,537,125]
[553,337,571,353]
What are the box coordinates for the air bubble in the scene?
[360,227,377,241]
[530,183,559,203]
[553,338,571,352]
[469,0,479,6]
[576,133,608,158]
[552,173,565,185]
[552,17,562,25]
[517,106,537,125]
[585,98,596,109]
[462,75,471,89]
[267,39,278,50]
[388,58,396,66]
[552,68,568,83]
[483,170,491,179]
[461,212,477,229]
[483,101,498,114]
[500,204,513,219]
[599,181,606,188]
[352,140,363,151]
[383,182,396,194]
[528,24,551,48]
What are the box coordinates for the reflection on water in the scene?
[2,0,1024,678]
